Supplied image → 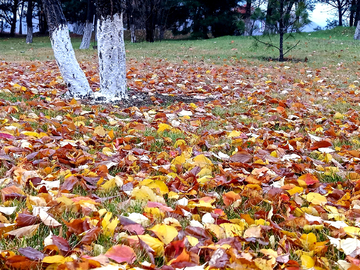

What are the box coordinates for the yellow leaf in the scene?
[186,235,199,246]
[349,84,356,89]
[189,103,197,109]
[205,224,227,240]
[132,186,157,202]
[334,112,344,119]
[142,179,169,195]
[193,154,213,169]
[55,196,74,206]
[157,123,172,133]
[128,235,164,256]
[42,255,74,264]
[303,193,327,205]
[220,223,245,238]
[174,139,187,148]
[301,254,315,269]
[343,226,360,237]
[227,130,241,138]
[197,175,213,185]
[94,126,107,137]
[287,186,304,196]
[102,147,114,156]
[74,121,85,127]
[149,224,178,245]
[254,258,273,270]
[143,207,165,220]
[101,212,119,237]
[300,233,317,250]
[197,167,212,178]
[168,191,179,199]
[21,131,46,138]
[101,178,117,191]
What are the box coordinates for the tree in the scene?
[26,0,33,43]
[10,0,19,36]
[253,0,310,61]
[318,0,350,26]
[0,0,21,36]
[171,0,241,38]
[79,0,95,49]
[42,0,92,98]
[95,0,127,100]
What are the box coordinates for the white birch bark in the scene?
[355,21,360,40]
[95,13,127,102]
[51,24,92,98]
[80,22,93,49]
[130,24,136,43]
[26,26,33,43]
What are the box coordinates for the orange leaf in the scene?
[222,191,241,207]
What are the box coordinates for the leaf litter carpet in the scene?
[0,59,359,269]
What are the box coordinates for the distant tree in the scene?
[10,0,19,36]
[79,0,95,49]
[253,0,310,61]
[26,0,33,43]
[171,0,241,38]
[318,0,350,26]
[0,0,21,35]
[61,0,87,25]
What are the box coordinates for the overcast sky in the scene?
[310,3,334,27]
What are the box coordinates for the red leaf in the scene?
[52,236,71,255]
[15,214,40,227]
[105,245,136,264]
[0,133,15,140]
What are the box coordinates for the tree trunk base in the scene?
[97,13,127,99]
[26,26,33,43]
[51,24,91,97]
[355,21,360,40]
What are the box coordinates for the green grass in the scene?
[1,27,360,67]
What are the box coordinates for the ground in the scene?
[0,27,359,269]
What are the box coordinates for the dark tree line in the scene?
[2,0,360,41]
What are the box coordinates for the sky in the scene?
[310,3,334,27]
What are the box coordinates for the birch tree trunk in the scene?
[130,23,136,43]
[355,21,360,40]
[94,0,127,102]
[80,0,95,49]
[42,0,92,98]
[80,22,93,49]
[26,0,33,44]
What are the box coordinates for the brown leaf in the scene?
[310,140,332,150]
[230,152,252,163]
[5,224,39,238]
[18,247,45,261]
[79,227,101,245]
[5,255,38,270]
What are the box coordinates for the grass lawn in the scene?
[0,27,359,269]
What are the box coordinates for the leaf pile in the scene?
[0,59,360,269]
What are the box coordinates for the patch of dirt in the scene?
[80,90,215,108]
